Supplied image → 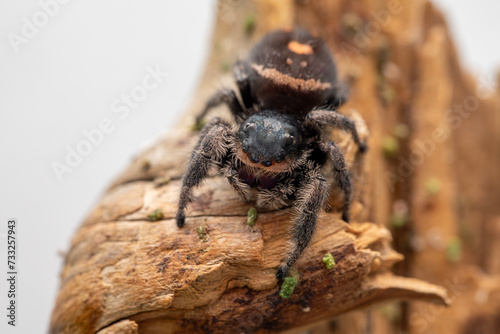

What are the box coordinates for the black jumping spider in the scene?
[176,29,367,280]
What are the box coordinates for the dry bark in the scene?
[51,0,500,333]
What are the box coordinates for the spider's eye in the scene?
[261,161,272,167]
[275,158,282,163]
[249,155,259,163]
[283,133,295,145]
[244,123,255,131]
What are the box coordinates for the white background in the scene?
[0,0,498,332]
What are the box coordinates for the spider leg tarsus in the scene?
[276,264,289,281]
[176,210,185,228]
[358,141,368,153]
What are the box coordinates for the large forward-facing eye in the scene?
[244,123,255,131]
[249,155,259,163]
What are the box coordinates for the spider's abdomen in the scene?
[247,29,339,116]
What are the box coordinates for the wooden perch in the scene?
[50,0,500,333]
[50,165,449,333]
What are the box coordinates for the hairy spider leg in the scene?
[319,141,352,222]
[195,61,253,124]
[324,81,350,109]
[176,118,233,227]
[307,109,368,152]
[195,89,245,124]
[233,59,254,110]
[276,163,329,280]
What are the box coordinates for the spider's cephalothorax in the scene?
[176,29,367,280]
[238,111,304,168]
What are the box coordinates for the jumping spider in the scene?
[176,29,367,280]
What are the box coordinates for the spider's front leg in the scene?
[307,109,368,152]
[176,118,233,227]
[276,165,329,280]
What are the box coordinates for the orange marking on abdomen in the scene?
[287,41,314,55]
[251,63,332,92]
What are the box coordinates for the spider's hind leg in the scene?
[325,81,350,109]
[233,59,253,110]
[195,88,245,125]
[196,60,253,125]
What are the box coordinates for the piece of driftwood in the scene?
[50,169,449,333]
[50,0,500,333]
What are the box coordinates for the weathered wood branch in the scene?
[50,167,449,333]
[48,0,500,333]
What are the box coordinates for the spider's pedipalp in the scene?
[221,164,252,202]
